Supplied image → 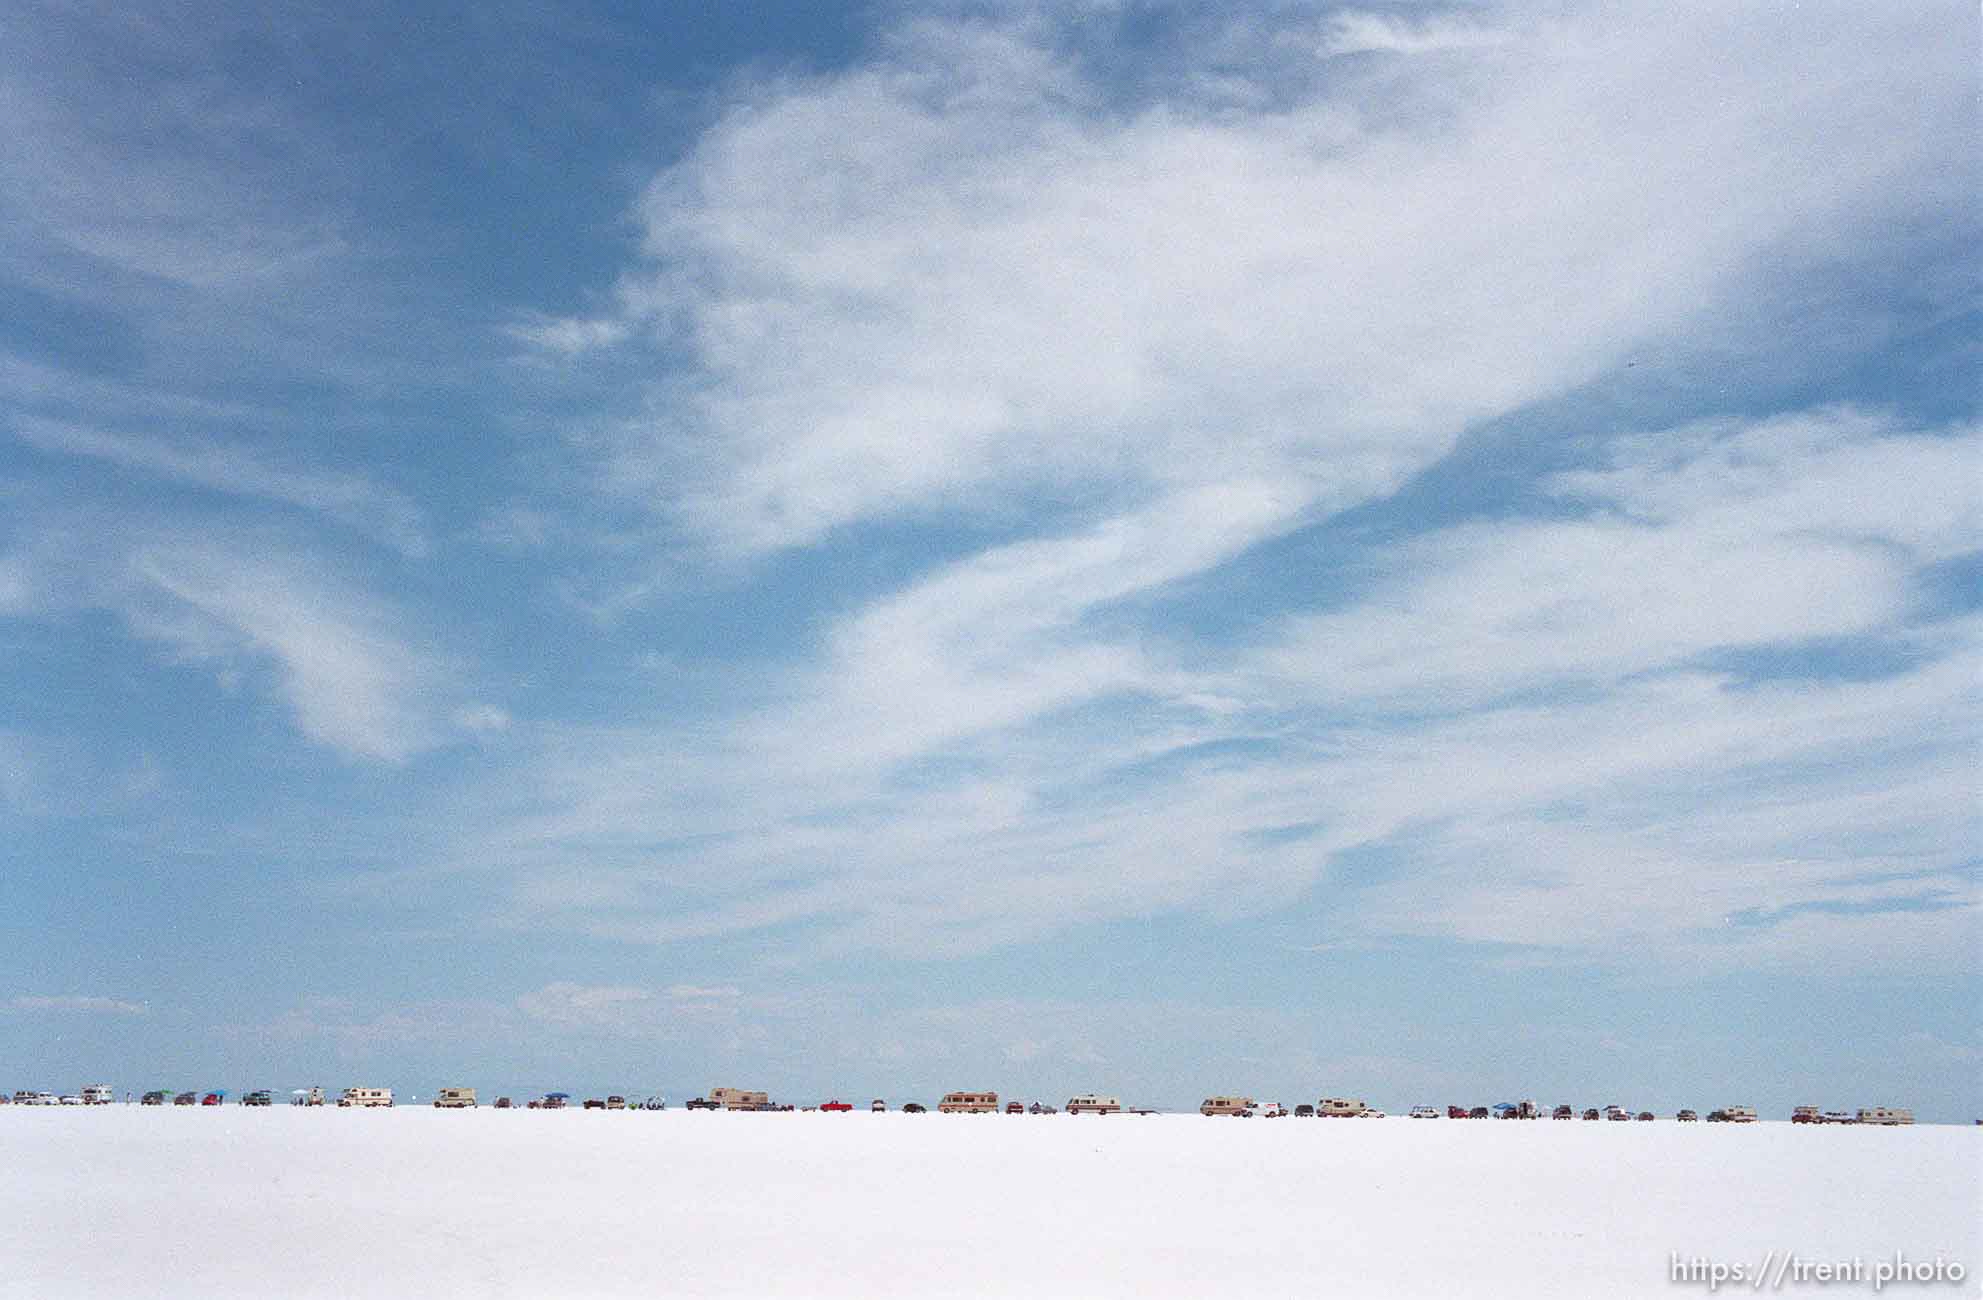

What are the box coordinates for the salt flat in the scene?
[1,1108,1976,1299]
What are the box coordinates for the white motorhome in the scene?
[434,1087,477,1109]
[81,1085,115,1105]
[338,1087,393,1108]
[1065,1094,1121,1115]
[1200,1096,1254,1117]
[1317,1097,1368,1118]
[711,1087,769,1111]
[938,1091,1000,1114]
[1856,1107,1913,1126]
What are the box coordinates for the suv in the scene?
[1409,1106,1441,1119]
[242,1090,273,1107]
[141,1091,168,1106]
[174,1092,199,1106]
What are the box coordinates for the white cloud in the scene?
[13,418,429,556]
[1319,10,1514,57]
[556,1,1963,560]
[8,995,146,1015]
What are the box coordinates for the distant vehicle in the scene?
[1468,1106,1489,1120]
[1004,1102,1025,1114]
[1721,1106,1758,1124]
[582,1099,606,1110]
[939,1091,1000,1114]
[1409,1106,1442,1120]
[542,1093,570,1110]
[435,1088,477,1109]
[1605,1108,1630,1122]
[1856,1107,1913,1126]
[1318,1097,1369,1118]
[173,1092,198,1106]
[1028,1102,1058,1115]
[711,1088,770,1111]
[684,1097,720,1111]
[1293,1104,1315,1118]
[1636,1112,1655,1122]
[1551,1105,1574,1120]
[871,1099,886,1112]
[1819,1110,1856,1125]
[642,1097,666,1111]
[82,1085,115,1105]
[606,1096,626,1110]
[494,1097,513,1109]
[902,1102,927,1114]
[1582,1108,1600,1121]
[339,1087,391,1108]
[1705,1110,1728,1122]
[1360,1110,1386,1119]
[292,1087,325,1107]
[1200,1096,1255,1117]
[141,1091,168,1106]
[1791,1106,1820,1124]
[1447,1105,1470,1119]
[1676,1110,1698,1122]
[242,1090,273,1107]
[820,1100,853,1112]
[1066,1095,1121,1115]
[59,1095,84,1106]
[1261,1103,1289,1118]
[201,1093,224,1106]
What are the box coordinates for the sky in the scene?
[0,0,1977,1119]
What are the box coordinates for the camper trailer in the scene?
[338,1087,393,1108]
[434,1087,477,1109]
[1065,1095,1121,1115]
[938,1091,1000,1113]
[1200,1096,1254,1117]
[710,1087,769,1111]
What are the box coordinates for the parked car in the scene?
[1677,1110,1698,1122]
[819,1100,853,1112]
[582,1098,606,1110]
[1293,1104,1315,1117]
[1705,1110,1728,1122]
[1447,1105,1470,1119]
[173,1092,198,1106]
[870,1099,886,1112]
[1029,1102,1058,1115]
[201,1092,224,1106]
[494,1097,513,1109]
[141,1091,168,1106]
[1582,1108,1600,1121]
[82,1085,115,1105]
[1552,1105,1575,1120]
[242,1090,273,1106]
[1820,1111,1856,1125]
[1636,1111,1655,1122]
[1409,1106,1442,1119]
[685,1096,720,1110]
[1792,1106,1820,1124]
[1468,1107,1489,1119]
[542,1093,570,1110]
[59,1095,84,1105]
[606,1096,626,1110]
[902,1102,926,1113]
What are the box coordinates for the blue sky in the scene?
[1,0,1977,1119]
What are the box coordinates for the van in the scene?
[338,1087,394,1108]
[1065,1094,1121,1115]
[82,1085,115,1105]
[1200,1096,1254,1117]
[434,1087,477,1109]
[938,1091,1000,1113]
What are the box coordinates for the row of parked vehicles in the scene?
[4,1087,1921,1125]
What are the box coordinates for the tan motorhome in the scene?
[434,1087,477,1109]
[338,1087,393,1108]
[1065,1094,1121,1115]
[711,1087,769,1111]
[938,1091,1000,1113]
[1856,1107,1913,1126]
[1200,1096,1254,1116]
[1722,1105,1758,1123]
[1317,1097,1368,1118]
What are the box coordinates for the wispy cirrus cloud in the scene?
[13,418,428,556]
[8,995,146,1015]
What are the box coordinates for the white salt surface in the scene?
[2,1108,1977,1298]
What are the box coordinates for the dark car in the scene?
[1552,1105,1574,1119]
[1636,1111,1655,1122]
[583,1098,606,1110]
[141,1091,168,1106]
[1582,1108,1600,1120]
[902,1102,926,1113]
[173,1092,199,1106]
[1294,1104,1315,1117]
[1468,1107,1489,1119]
[1447,1105,1469,1119]
[1676,1110,1698,1121]
[684,1097,721,1110]
[494,1097,513,1109]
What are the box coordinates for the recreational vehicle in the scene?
[1065,1095,1121,1115]
[434,1087,477,1109]
[711,1087,769,1111]
[1200,1096,1254,1117]
[338,1087,393,1108]
[1317,1097,1368,1118]
[938,1091,1000,1113]
[1722,1106,1757,1123]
